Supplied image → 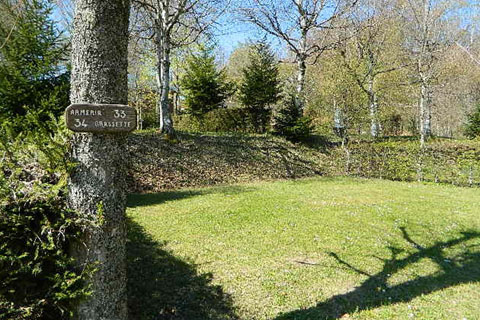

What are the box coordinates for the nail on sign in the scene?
[66,104,137,133]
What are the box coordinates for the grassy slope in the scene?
[127,132,480,193]
[127,177,480,320]
[127,132,329,193]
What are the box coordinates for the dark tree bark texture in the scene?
[69,0,130,319]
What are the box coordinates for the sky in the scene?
[51,0,479,60]
[51,2,279,60]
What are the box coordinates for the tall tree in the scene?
[0,0,69,127]
[239,0,358,112]
[339,0,405,137]
[398,0,457,147]
[239,41,281,133]
[132,0,227,137]
[180,45,233,116]
[69,0,130,318]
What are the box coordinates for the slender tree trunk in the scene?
[69,0,130,319]
[160,41,175,136]
[296,56,306,113]
[296,13,308,113]
[424,86,432,137]
[155,27,163,122]
[155,26,175,137]
[419,79,427,148]
[367,51,380,138]
[368,76,380,138]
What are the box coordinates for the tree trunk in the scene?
[368,77,380,138]
[296,15,308,114]
[159,41,175,137]
[155,18,175,137]
[419,80,427,148]
[424,86,432,137]
[69,0,130,319]
[367,52,380,138]
[296,56,306,113]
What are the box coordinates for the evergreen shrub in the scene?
[465,104,480,139]
[0,115,93,319]
[174,108,253,133]
[272,95,313,142]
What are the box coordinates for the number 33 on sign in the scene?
[66,104,137,133]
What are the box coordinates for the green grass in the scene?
[126,177,480,320]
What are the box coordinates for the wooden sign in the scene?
[66,104,137,133]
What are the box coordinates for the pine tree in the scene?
[180,45,233,117]
[465,104,480,139]
[0,0,69,128]
[273,93,313,142]
[239,41,281,133]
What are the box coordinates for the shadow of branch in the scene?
[276,229,480,320]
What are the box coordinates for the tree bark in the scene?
[296,12,308,113]
[155,25,175,137]
[419,79,427,148]
[69,0,130,319]
[368,78,380,138]
[296,56,306,113]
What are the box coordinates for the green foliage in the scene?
[128,133,480,193]
[179,45,234,117]
[238,41,281,133]
[174,108,254,133]
[0,115,92,319]
[0,0,70,129]
[465,104,480,139]
[130,88,158,129]
[339,138,480,186]
[273,94,313,141]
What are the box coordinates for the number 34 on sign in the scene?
[66,104,137,133]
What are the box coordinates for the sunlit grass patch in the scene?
[127,177,480,319]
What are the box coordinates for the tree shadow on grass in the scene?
[127,185,255,208]
[127,218,239,320]
[276,227,480,320]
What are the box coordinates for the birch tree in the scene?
[239,0,358,112]
[398,0,457,147]
[339,0,405,137]
[132,0,226,137]
[69,0,130,318]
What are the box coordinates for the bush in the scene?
[0,115,92,319]
[273,95,313,142]
[339,138,480,186]
[174,108,254,133]
[465,104,480,139]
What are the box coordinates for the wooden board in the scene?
[66,104,137,133]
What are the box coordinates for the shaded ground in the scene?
[127,218,238,320]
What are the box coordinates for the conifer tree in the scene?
[465,104,480,139]
[0,0,69,127]
[180,45,233,117]
[239,41,281,133]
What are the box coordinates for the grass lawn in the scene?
[126,177,480,320]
